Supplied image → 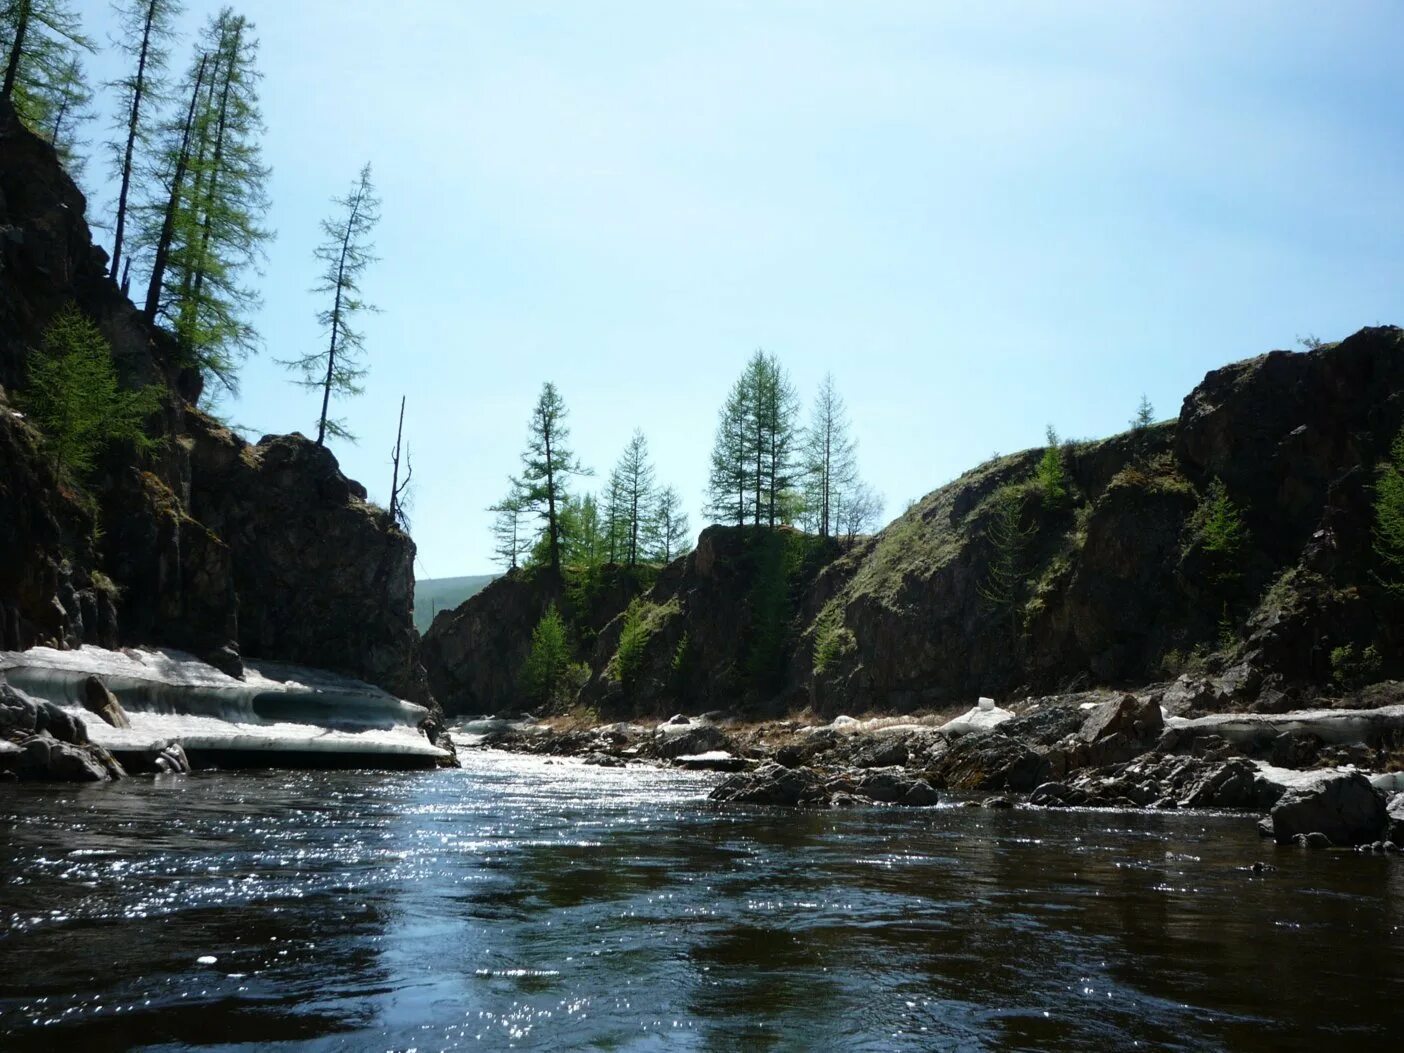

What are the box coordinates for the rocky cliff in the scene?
[426,327,1404,720]
[0,98,428,703]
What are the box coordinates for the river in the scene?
[1,751,1400,1050]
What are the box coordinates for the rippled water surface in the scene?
[1,751,1401,1050]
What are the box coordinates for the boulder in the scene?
[710,761,827,807]
[651,723,733,760]
[0,679,123,781]
[82,674,130,729]
[854,768,940,806]
[1269,771,1388,847]
[927,730,1050,791]
[1078,693,1164,762]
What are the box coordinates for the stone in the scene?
[928,731,1051,792]
[81,675,130,729]
[710,762,827,807]
[1078,693,1164,763]
[982,796,1014,809]
[1386,792,1404,847]
[1270,772,1388,847]
[651,723,732,760]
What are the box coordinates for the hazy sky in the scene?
[70,1,1404,577]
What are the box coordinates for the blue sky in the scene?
[70,1,1404,577]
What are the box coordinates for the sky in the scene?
[68,1,1404,577]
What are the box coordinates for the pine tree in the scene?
[612,429,656,566]
[19,305,160,477]
[489,490,530,571]
[142,10,271,396]
[280,162,380,444]
[514,382,589,579]
[105,0,182,284]
[649,485,691,563]
[800,372,858,537]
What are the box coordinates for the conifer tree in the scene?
[282,162,380,444]
[650,485,691,563]
[603,467,626,563]
[1,0,91,133]
[20,305,160,477]
[514,382,589,579]
[612,428,656,566]
[705,350,797,529]
[567,493,606,570]
[143,10,271,396]
[978,487,1034,646]
[706,374,752,526]
[41,48,91,177]
[1131,394,1154,431]
[1374,428,1404,596]
[105,0,182,284]
[387,395,412,530]
[800,372,858,537]
[1036,424,1068,505]
[489,490,530,571]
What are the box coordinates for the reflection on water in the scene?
[1,752,1401,1050]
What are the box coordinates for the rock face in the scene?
[0,679,123,781]
[1269,772,1388,847]
[0,98,428,705]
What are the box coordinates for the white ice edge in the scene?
[1,645,448,760]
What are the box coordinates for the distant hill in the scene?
[414,575,497,632]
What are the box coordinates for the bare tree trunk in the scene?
[110,0,157,281]
[144,52,209,324]
[1,0,30,101]
[316,177,366,446]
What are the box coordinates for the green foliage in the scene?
[141,10,271,398]
[670,632,692,677]
[612,429,656,566]
[706,350,799,529]
[977,484,1035,645]
[2,0,94,167]
[518,605,581,708]
[20,305,160,477]
[1330,643,1382,691]
[1373,428,1404,595]
[812,599,856,675]
[1035,425,1067,506]
[613,599,651,689]
[1188,478,1249,590]
[744,530,828,691]
[1131,394,1155,431]
[513,382,590,577]
[1160,644,1211,678]
[280,162,381,445]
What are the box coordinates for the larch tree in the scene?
[281,162,381,444]
[105,0,182,284]
[143,9,271,396]
[514,382,589,579]
[42,47,92,177]
[1131,394,1155,430]
[603,467,626,563]
[800,372,858,537]
[1,0,90,124]
[706,374,752,526]
[649,485,691,563]
[489,489,530,572]
[612,429,656,566]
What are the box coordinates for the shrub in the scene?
[812,601,856,675]
[20,305,160,478]
[1330,644,1382,691]
[1187,477,1248,590]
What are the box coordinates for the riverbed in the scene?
[1,751,1400,1049]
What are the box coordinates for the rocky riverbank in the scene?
[455,683,1404,851]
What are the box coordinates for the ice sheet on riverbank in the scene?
[0,646,450,765]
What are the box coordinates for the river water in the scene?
[1,750,1400,1051]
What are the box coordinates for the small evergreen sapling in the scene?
[21,305,159,477]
